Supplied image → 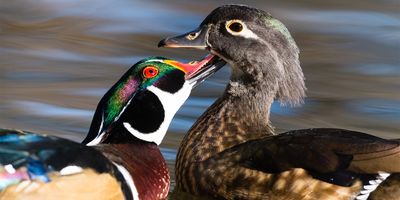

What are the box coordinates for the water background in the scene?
[1,0,399,188]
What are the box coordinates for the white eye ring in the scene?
[226,20,244,34]
[225,20,260,40]
[186,31,200,40]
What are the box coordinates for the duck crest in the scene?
[83,69,142,145]
[264,16,295,45]
[258,13,305,106]
[106,76,141,127]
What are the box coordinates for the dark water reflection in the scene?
[1,0,399,190]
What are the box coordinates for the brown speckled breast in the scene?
[175,95,274,195]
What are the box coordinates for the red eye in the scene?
[143,66,159,78]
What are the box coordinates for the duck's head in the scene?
[82,55,224,145]
[159,4,306,106]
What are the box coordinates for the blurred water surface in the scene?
[1,0,399,189]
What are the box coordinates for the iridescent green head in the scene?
[159,4,306,106]
[83,55,224,145]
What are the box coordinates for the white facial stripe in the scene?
[145,59,164,63]
[113,162,139,200]
[98,112,104,135]
[123,82,193,145]
[225,20,260,40]
[86,114,106,146]
[87,89,137,146]
[86,135,103,146]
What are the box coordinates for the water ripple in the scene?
[160,147,177,161]
[13,101,93,118]
[347,99,400,120]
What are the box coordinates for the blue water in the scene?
[1,0,399,187]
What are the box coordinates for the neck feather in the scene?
[96,142,170,200]
[225,79,277,127]
[177,47,304,159]
[178,79,276,163]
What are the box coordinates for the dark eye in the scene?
[143,66,159,78]
[227,21,243,33]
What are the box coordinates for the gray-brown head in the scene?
[159,4,306,106]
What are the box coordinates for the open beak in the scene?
[159,26,226,87]
[158,27,208,49]
[165,54,226,87]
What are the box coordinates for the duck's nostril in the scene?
[157,39,167,47]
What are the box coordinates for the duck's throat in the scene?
[224,80,276,129]
[180,80,276,162]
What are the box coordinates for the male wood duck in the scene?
[159,5,400,200]
[0,55,225,199]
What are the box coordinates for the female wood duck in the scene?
[159,5,400,200]
[0,55,225,199]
